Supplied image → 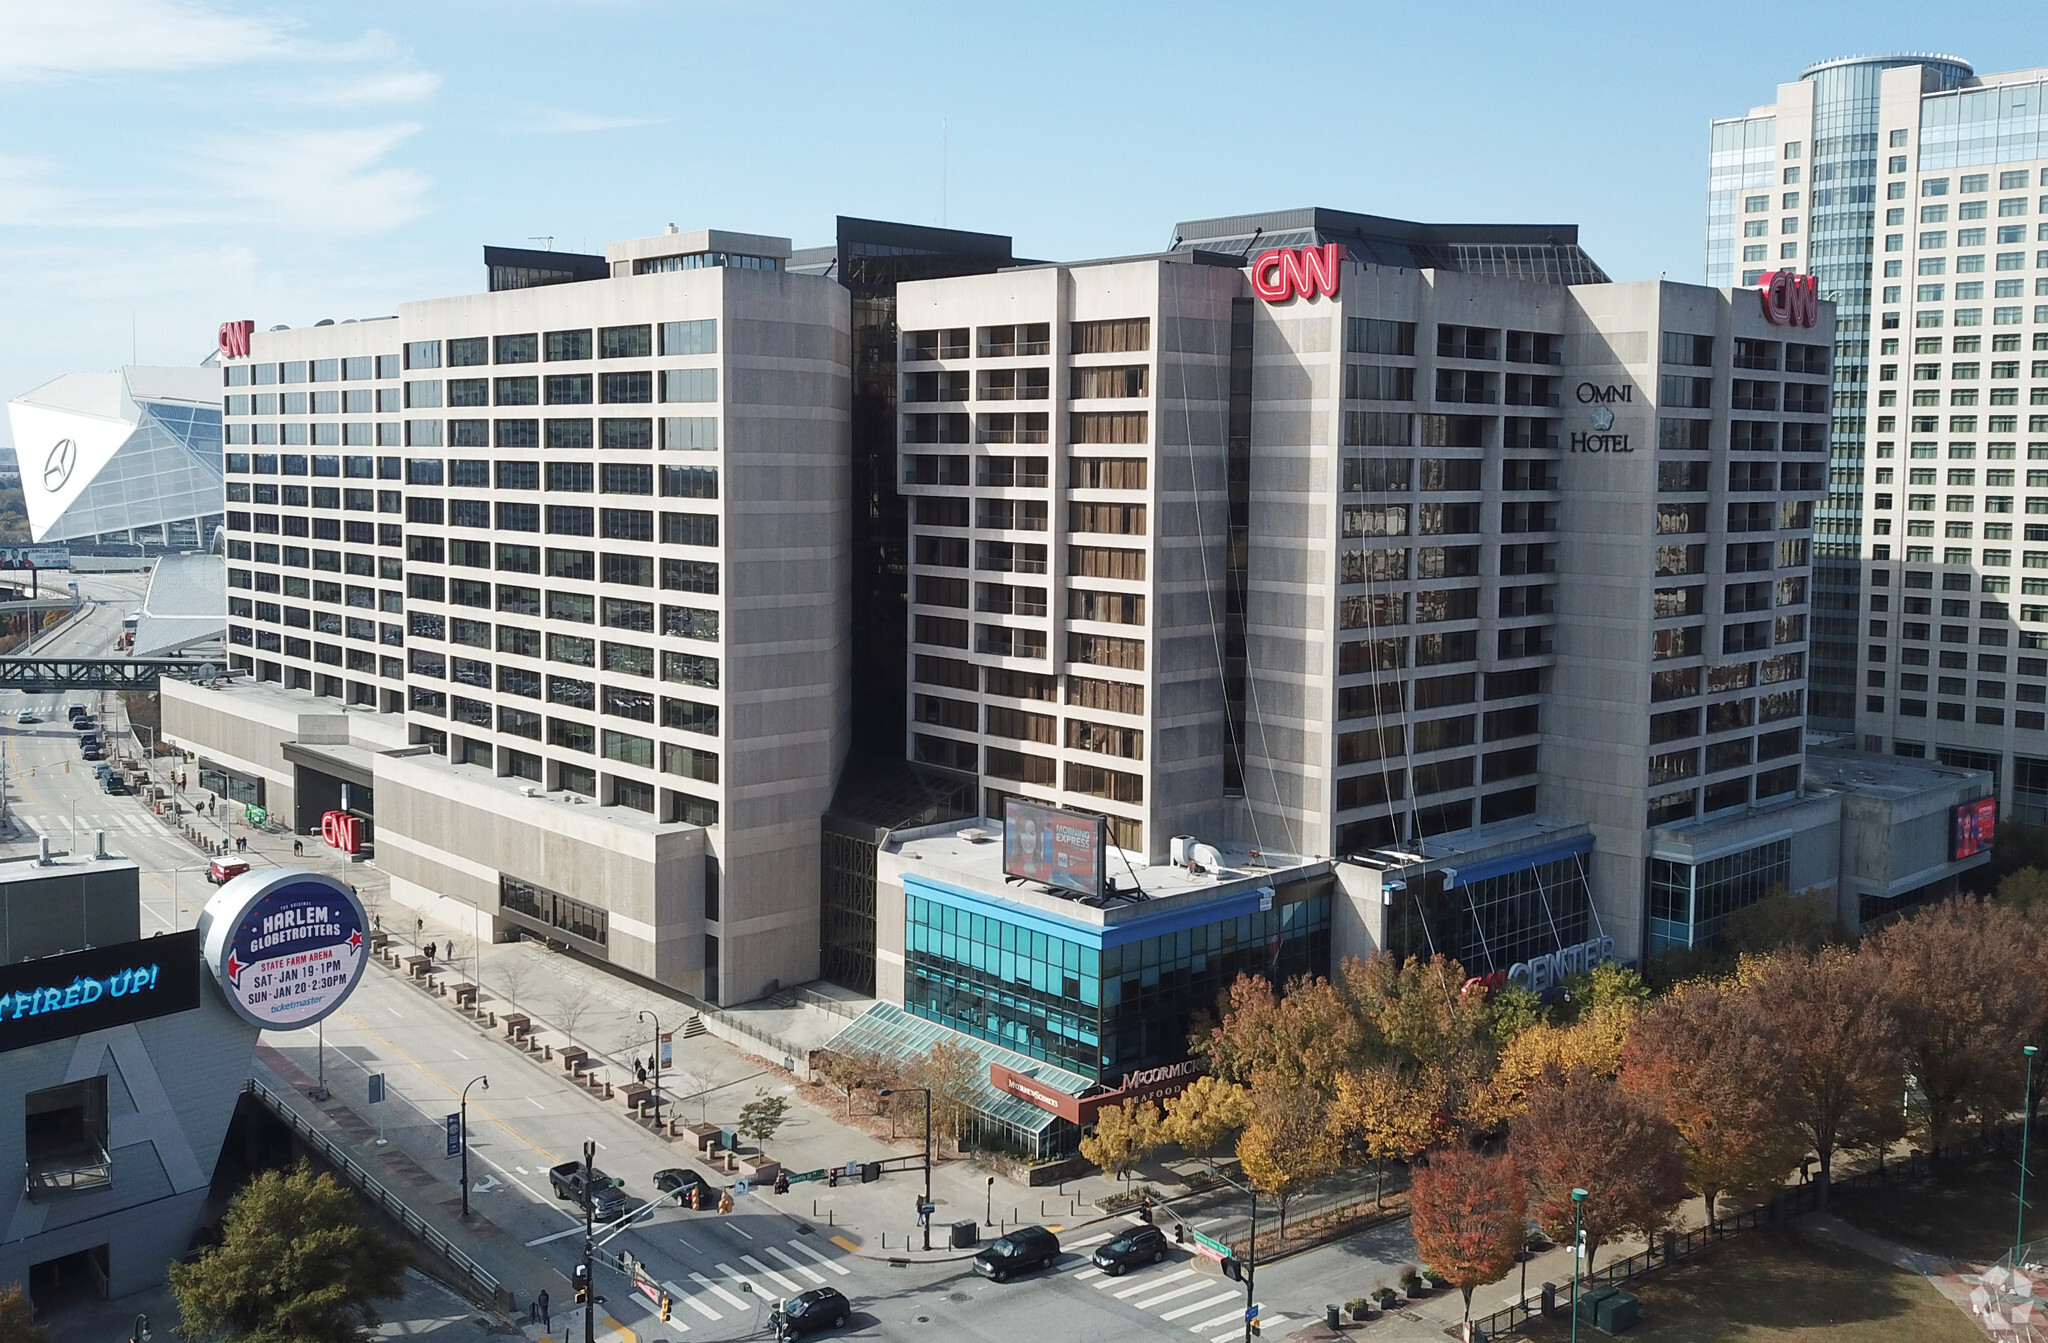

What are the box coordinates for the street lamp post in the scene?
[639,1008,661,1117]
[879,1086,934,1249]
[2019,1045,2040,1263]
[1570,1187,1588,1343]
[460,1075,489,1218]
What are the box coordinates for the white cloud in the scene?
[0,0,296,81]
[523,109,671,134]
[196,124,431,236]
[291,67,443,107]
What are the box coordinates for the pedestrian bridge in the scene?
[0,658,239,692]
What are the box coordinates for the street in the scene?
[0,573,1485,1343]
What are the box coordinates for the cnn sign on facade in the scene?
[217,320,254,358]
[1756,270,1818,328]
[1251,244,1345,304]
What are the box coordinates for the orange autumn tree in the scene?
[1329,1061,1452,1206]
[1620,977,1803,1228]
[1408,1147,1528,1324]
[1513,1066,1687,1275]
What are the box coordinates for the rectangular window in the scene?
[600,325,652,359]
[661,368,717,403]
[661,319,717,355]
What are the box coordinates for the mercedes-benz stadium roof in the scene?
[5,365,224,551]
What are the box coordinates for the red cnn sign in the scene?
[1251,244,1345,304]
[1756,270,1819,328]
[321,810,362,854]
[217,320,254,358]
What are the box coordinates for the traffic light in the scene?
[573,1264,590,1305]
[1221,1256,1242,1282]
[660,1295,671,1323]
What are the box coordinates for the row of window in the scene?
[913,696,1146,760]
[401,321,716,370]
[402,578,719,640]
[407,610,721,682]
[224,416,719,451]
[224,355,398,386]
[902,319,1149,362]
[1646,767,1802,826]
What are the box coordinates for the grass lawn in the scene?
[1832,1154,2023,1264]
[1515,1227,1979,1343]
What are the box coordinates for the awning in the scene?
[1441,832,1593,889]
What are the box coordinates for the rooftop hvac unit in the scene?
[959,827,991,843]
[1187,843,1223,872]
[1170,835,1197,866]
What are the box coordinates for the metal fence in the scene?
[242,1078,508,1312]
[1468,1127,2029,1339]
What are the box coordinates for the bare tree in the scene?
[490,950,534,1009]
[551,981,600,1043]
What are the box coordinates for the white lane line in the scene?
[1136,1280,1221,1311]
[1190,1307,1247,1332]
[1067,1231,1116,1248]
[1164,1293,1241,1322]
[452,1048,469,1060]
[729,1225,753,1241]
[689,1272,750,1312]
[661,1280,721,1321]
[785,1240,850,1276]
[1115,1268,1192,1299]
[515,1166,530,1175]
[1191,1217,1223,1228]
[528,1097,546,1110]
[740,1255,801,1294]
[677,1235,701,1254]
[765,1246,825,1284]
[386,1007,403,1018]
[525,1225,585,1247]
[1075,1267,1104,1281]
[713,1263,765,1303]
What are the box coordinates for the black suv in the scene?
[1091,1225,1168,1275]
[972,1225,1060,1281]
[653,1167,720,1205]
[772,1287,850,1339]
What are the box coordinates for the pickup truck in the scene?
[548,1161,631,1221]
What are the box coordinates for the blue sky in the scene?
[0,1,2037,450]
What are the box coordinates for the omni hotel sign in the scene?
[989,1058,1205,1125]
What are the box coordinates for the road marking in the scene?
[600,1316,633,1343]
[1192,1217,1222,1228]
[452,1048,469,1060]
[690,1272,750,1312]
[661,1281,720,1321]
[516,1166,530,1175]
[1164,1293,1241,1322]
[386,1007,403,1018]
[765,1246,825,1284]
[1076,1267,1104,1280]
[1190,1306,1248,1331]
[740,1255,801,1294]
[676,1235,701,1254]
[1114,1268,1192,1299]
[789,1240,852,1275]
[529,1097,546,1110]
[1067,1232,1115,1248]
[729,1225,752,1240]
[1135,1280,1218,1311]
[524,1226,585,1247]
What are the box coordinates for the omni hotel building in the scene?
[165,209,1992,1077]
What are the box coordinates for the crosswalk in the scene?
[1060,1228,1291,1342]
[645,1235,851,1332]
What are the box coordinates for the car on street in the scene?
[972,1225,1060,1281]
[65,705,85,721]
[205,859,251,885]
[653,1168,720,1204]
[771,1287,851,1339]
[1090,1225,1169,1275]
[15,711,38,724]
[101,776,127,795]
[73,718,97,734]
[81,746,105,761]
[548,1161,630,1221]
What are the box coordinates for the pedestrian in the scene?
[537,1289,550,1331]
[526,1300,538,1326]
[294,839,303,856]
[635,1061,647,1084]
[425,941,437,961]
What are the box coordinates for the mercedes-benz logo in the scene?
[1590,405,1616,432]
[42,438,77,493]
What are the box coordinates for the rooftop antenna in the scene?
[529,236,554,252]
[941,119,948,228]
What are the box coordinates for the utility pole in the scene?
[1243,1193,1257,1343]
[583,1139,597,1343]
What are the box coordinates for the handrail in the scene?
[241,1078,505,1309]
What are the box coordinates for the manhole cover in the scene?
[915,1316,930,1324]
[948,1293,969,1303]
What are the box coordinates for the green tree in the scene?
[1161,1075,1253,1159]
[0,1283,49,1343]
[1997,866,2048,917]
[736,1093,791,1149]
[1723,884,1849,956]
[169,1161,407,1343]
[1237,1085,1339,1235]
[1080,1099,1164,1183]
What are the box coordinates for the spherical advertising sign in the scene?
[197,869,368,1030]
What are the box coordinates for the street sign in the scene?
[659,1031,673,1068]
[786,1168,827,1184]
[1190,1228,1231,1259]
[444,1113,461,1158]
[732,1179,750,1196]
[367,1072,385,1105]
[1247,1305,1260,1321]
